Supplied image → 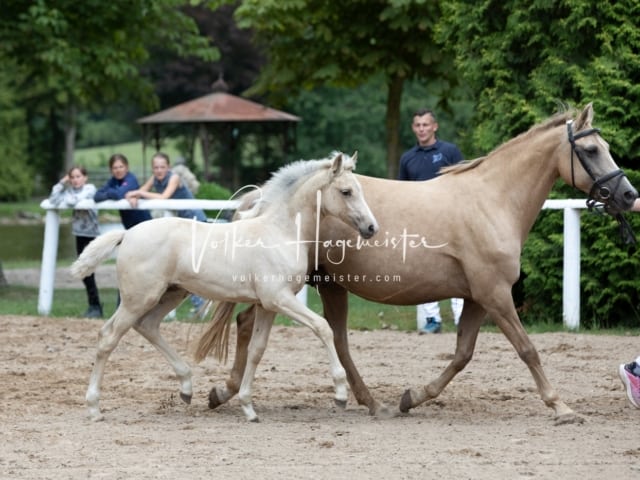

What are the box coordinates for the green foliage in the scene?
[229,0,449,93]
[0,159,33,201]
[0,60,32,201]
[0,0,219,184]
[217,0,460,177]
[520,171,640,329]
[438,0,640,163]
[196,182,233,200]
[1,0,219,111]
[290,76,474,177]
[196,181,234,222]
[76,112,139,148]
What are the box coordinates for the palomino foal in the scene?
[72,152,378,422]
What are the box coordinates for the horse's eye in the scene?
[341,189,352,197]
[582,145,598,155]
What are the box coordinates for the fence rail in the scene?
[38,198,590,328]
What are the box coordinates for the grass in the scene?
[0,285,196,320]
[0,201,45,218]
[2,281,638,335]
[0,281,439,331]
[74,139,201,176]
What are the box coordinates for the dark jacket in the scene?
[94,172,152,229]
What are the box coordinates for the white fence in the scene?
[37,198,239,317]
[38,198,591,328]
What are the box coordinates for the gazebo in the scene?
[137,81,301,190]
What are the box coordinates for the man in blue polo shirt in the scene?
[398,108,464,334]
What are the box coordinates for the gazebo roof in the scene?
[137,92,300,124]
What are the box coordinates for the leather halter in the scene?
[566,120,625,209]
[566,120,636,244]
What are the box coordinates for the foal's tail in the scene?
[70,230,125,279]
[194,301,237,364]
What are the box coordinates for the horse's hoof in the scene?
[208,389,222,410]
[180,392,192,405]
[554,412,585,426]
[88,412,105,422]
[399,389,413,413]
[334,398,348,409]
[249,416,260,423]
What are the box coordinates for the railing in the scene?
[37,198,239,316]
[38,198,591,328]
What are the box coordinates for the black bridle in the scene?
[566,120,635,244]
[567,119,626,208]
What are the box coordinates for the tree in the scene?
[145,3,265,109]
[208,0,459,178]
[0,58,32,201]
[0,0,219,176]
[437,0,640,162]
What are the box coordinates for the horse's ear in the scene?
[575,103,594,130]
[351,151,358,168]
[331,153,344,176]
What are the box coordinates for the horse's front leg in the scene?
[208,305,255,409]
[318,280,388,416]
[482,292,582,424]
[400,299,485,413]
[270,293,349,409]
[237,306,276,422]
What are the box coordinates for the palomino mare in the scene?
[70,152,379,422]
[197,104,637,424]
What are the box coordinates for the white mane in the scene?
[239,151,354,219]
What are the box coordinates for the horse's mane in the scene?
[238,151,354,219]
[442,108,577,175]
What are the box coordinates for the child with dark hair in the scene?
[94,153,152,229]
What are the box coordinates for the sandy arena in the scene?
[2,312,640,479]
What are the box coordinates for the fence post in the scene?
[562,207,581,329]
[38,210,60,315]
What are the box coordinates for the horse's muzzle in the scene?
[360,222,379,239]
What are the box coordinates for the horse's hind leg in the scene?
[236,305,276,422]
[133,287,192,404]
[400,299,486,413]
[86,306,140,421]
[209,305,254,409]
[318,280,388,416]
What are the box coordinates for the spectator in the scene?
[398,108,464,334]
[126,152,208,314]
[94,153,152,229]
[618,199,640,409]
[49,166,102,318]
[126,152,207,222]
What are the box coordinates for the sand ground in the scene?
[1,310,640,479]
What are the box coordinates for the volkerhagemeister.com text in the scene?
[231,272,402,284]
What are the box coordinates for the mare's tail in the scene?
[70,230,126,279]
[194,301,237,364]
[193,189,259,363]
